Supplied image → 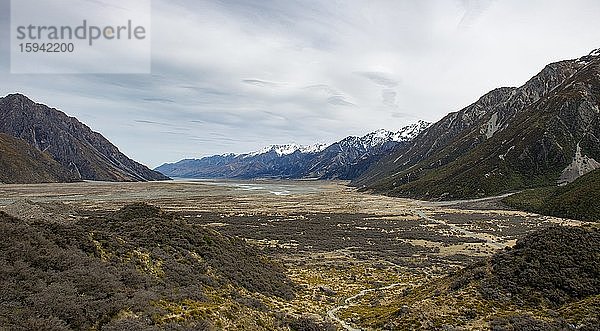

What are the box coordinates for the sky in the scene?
[1,0,599,168]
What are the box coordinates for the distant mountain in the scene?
[156,121,430,180]
[0,94,169,182]
[0,133,77,184]
[246,143,329,157]
[354,49,600,200]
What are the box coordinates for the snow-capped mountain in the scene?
[246,143,328,157]
[155,121,430,180]
[352,120,431,149]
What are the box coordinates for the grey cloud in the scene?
[303,84,338,94]
[135,119,164,125]
[242,79,282,88]
[134,119,180,127]
[303,84,354,107]
[357,72,400,88]
[327,96,355,107]
[178,86,232,96]
[382,89,397,107]
[142,98,176,103]
[458,0,496,28]
[1,0,600,167]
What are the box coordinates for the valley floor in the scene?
[0,180,589,330]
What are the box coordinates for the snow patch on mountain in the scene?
[357,120,431,149]
[577,48,600,64]
[394,120,432,141]
[244,121,430,158]
[155,120,432,180]
[247,143,328,157]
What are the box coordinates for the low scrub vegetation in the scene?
[349,225,600,330]
[0,203,295,330]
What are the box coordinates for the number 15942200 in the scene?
[19,43,75,53]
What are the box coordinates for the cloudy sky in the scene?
[1,0,599,167]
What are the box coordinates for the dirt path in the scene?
[327,282,409,331]
[415,210,505,248]
[326,209,506,330]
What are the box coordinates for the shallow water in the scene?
[169,178,333,196]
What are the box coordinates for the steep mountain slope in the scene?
[0,94,169,182]
[156,121,430,180]
[0,133,77,184]
[355,49,600,200]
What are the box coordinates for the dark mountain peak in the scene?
[3,93,30,101]
[0,94,169,182]
[1,93,35,110]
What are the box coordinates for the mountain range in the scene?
[0,94,169,183]
[353,48,600,201]
[155,121,431,180]
[2,48,599,215]
[155,48,600,220]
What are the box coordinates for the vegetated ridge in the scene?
[0,203,303,330]
[355,225,600,330]
[503,168,600,221]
